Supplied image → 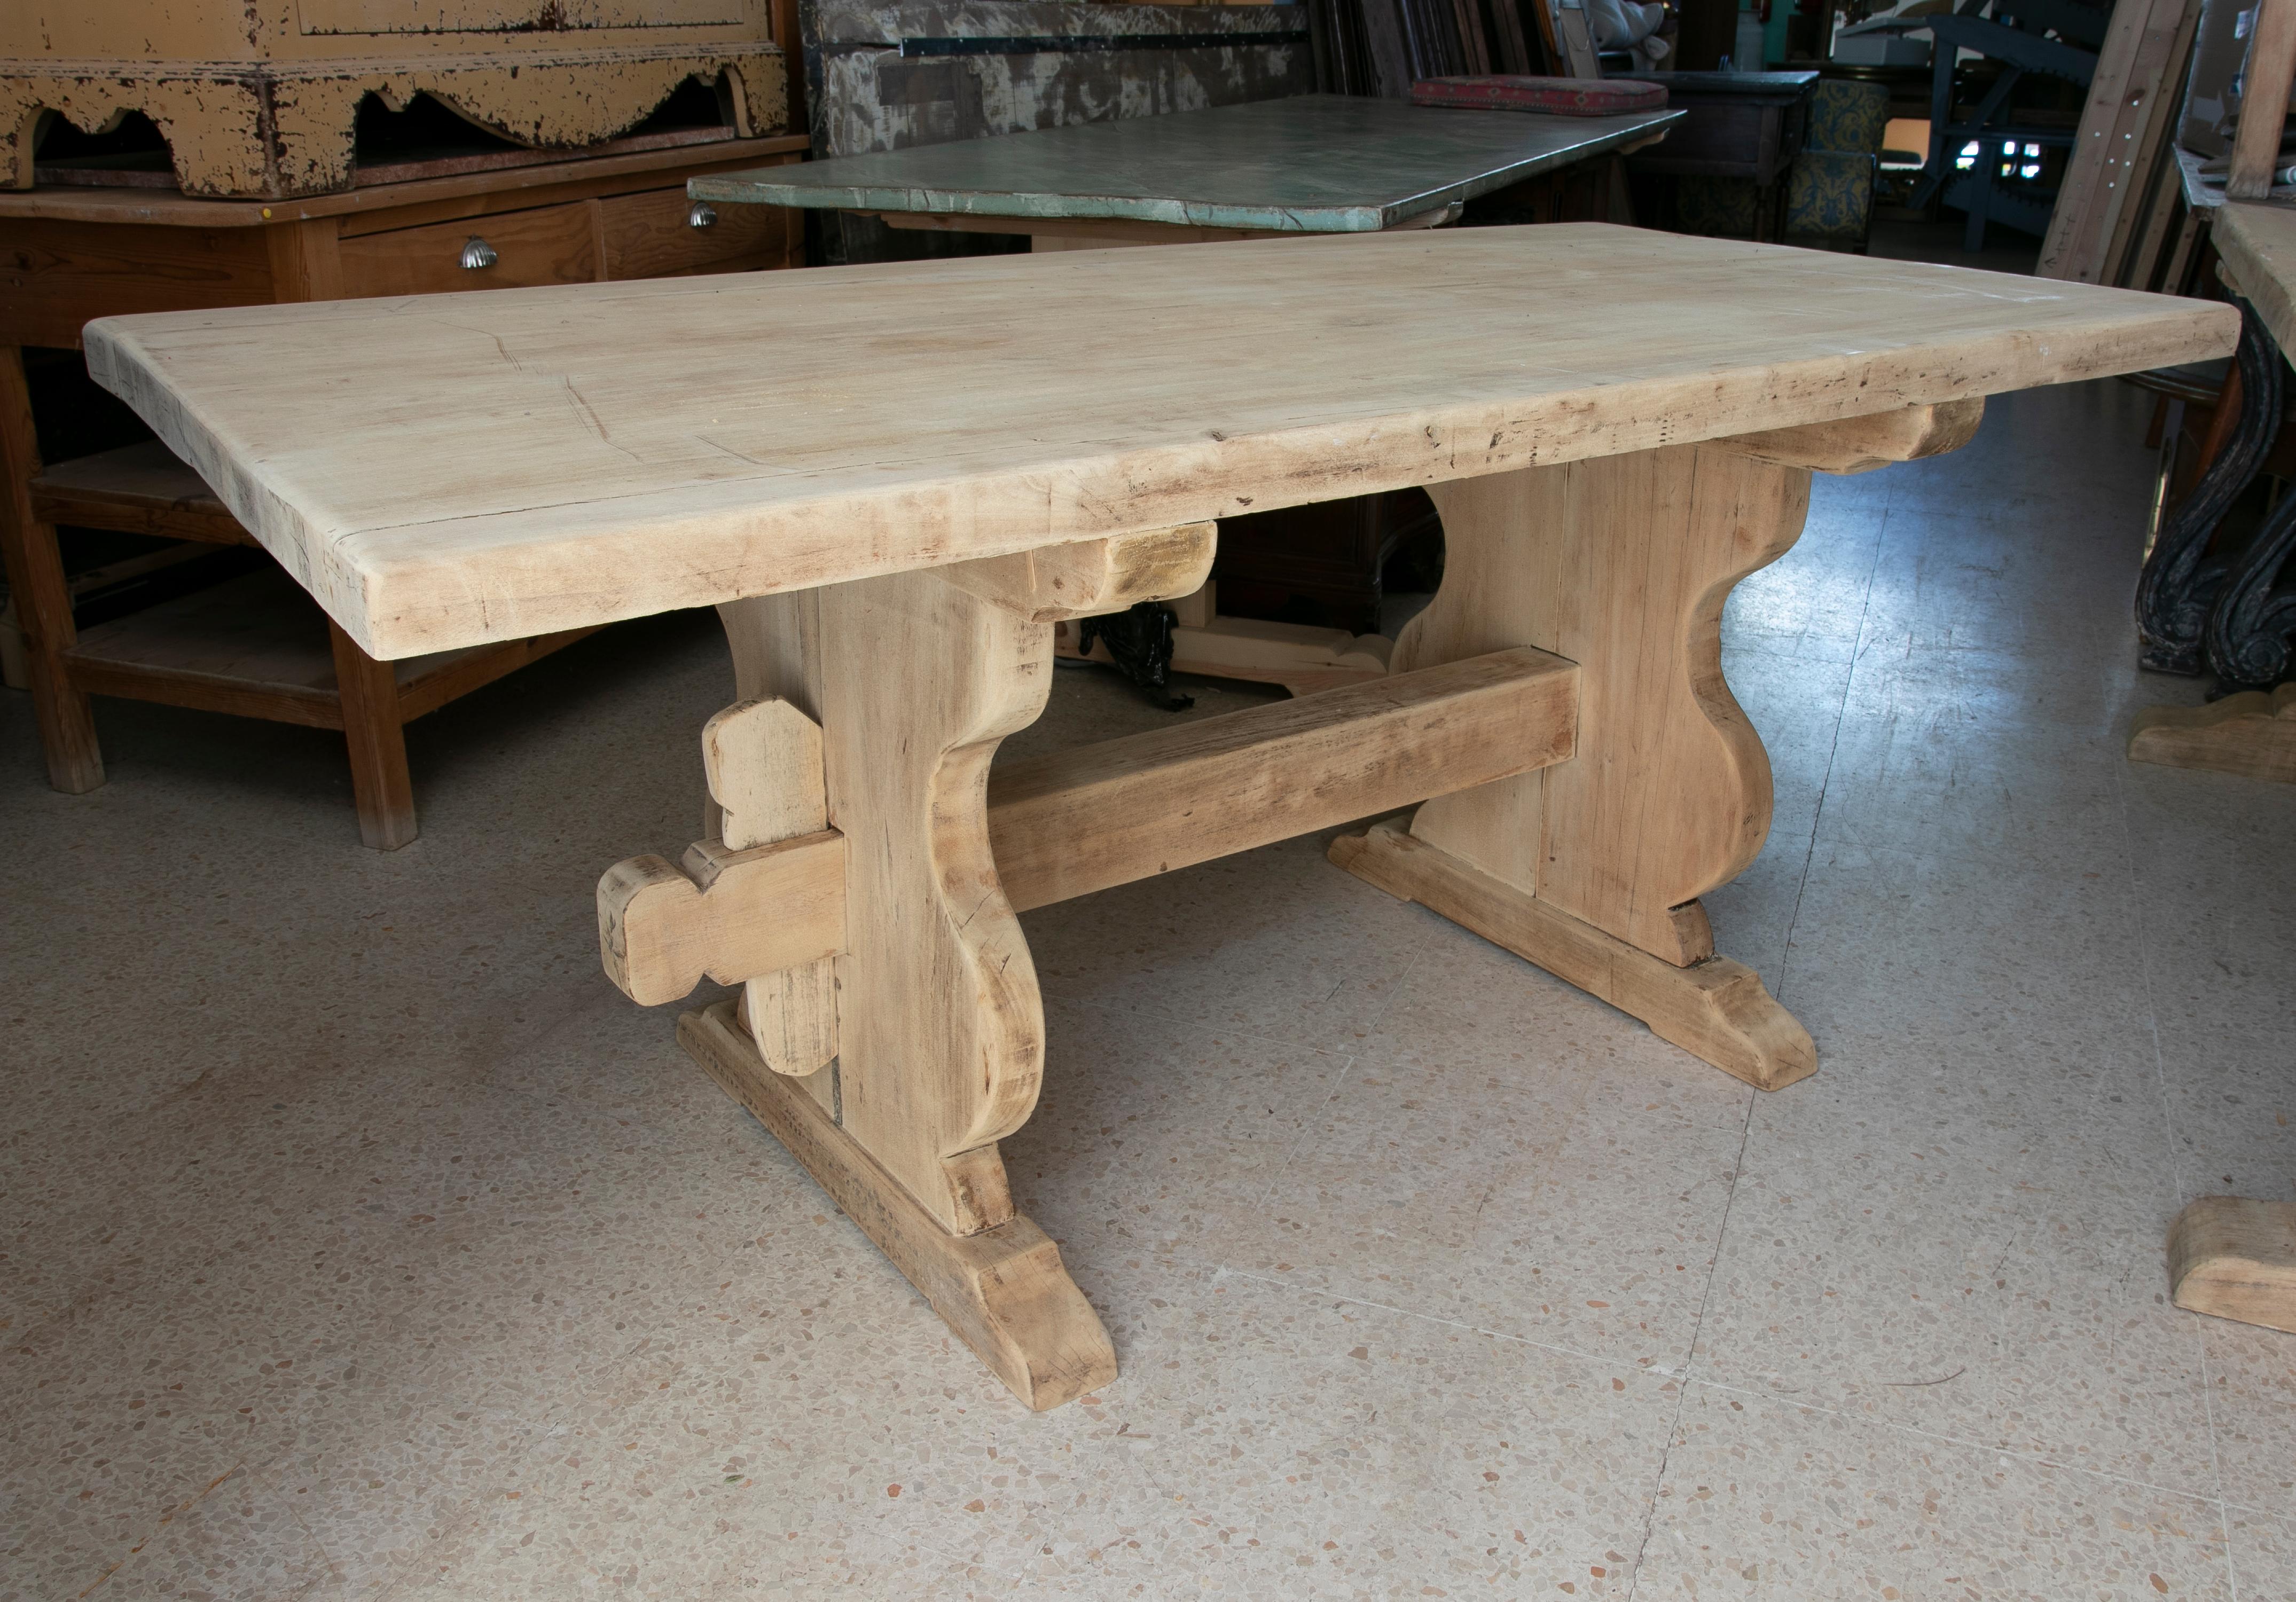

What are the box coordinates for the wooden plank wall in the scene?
[2037,0,2204,287]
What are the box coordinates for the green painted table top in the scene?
[691,95,1683,233]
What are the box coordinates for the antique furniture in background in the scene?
[0,134,806,847]
[2137,0,2296,1350]
[699,93,1681,692]
[1626,68,1817,241]
[1869,0,2107,253]
[2,0,793,198]
[1783,77,1893,249]
[2132,198,2296,780]
[1649,74,1890,248]
[795,0,1316,268]
[84,227,2228,1406]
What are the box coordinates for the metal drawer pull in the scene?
[459,236,498,270]
[688,201,718,230]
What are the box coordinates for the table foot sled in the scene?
[595,401,1982,1408]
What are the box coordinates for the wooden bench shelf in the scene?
[31,441,596,842]
[0,138,806,847]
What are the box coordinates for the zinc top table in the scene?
[2129,198,2296,789]
[2144,202,2296,1346]
[696,95,1684,695]
[692,93,1684,248]
[1621,70,1821,245]
[83,226,2231,1409]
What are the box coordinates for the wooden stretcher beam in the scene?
[988,646,1579,912]
[599,830,846,1008]
[599,647,1578,1006]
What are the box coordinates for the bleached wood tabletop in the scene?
[88,224,2235,1410]
[88,225,2225,659]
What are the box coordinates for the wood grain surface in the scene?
[84,225,2235,658]
[2213,201,2296,357]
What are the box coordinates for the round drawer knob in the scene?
[688,201,718,230]
[459,236,498,271]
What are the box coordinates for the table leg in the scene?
[327,621,418,850]
[1333,403,1984,1091]
[631,528,1214,1407]
[0,345,104,792]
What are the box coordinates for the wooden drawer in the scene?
[600,186,798,280]
[338,202,599,299]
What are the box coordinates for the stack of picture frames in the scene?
[2037,0,2207,290]
[1305,0,1597,97]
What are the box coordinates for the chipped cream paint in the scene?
[2,2,787,197]
[808,0,1309,160]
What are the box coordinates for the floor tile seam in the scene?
[2107,743,2195,1211]
[1613,495,1892,1599]
[1678,1366,2241,1512]
[1671,487,1878,1370]
[1778,493,1888,1019]
[249,1450,368,1601]
[1252,1054,1358,1213]
[1620,1086,1757,1602]
[2193,1299,2244,1602]
[1032,984,1367,1067]
[68,1454,261,1601]
[2219,1490,2296,1521]
[1208,1265,1662,1380]
[1803,822,2156,882]
[1357,933,1430,1040]
[2107,691,2239,1594]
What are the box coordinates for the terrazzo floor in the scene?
[4,375,2292,1600]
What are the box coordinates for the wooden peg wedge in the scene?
[696,696,843,1074]
[1717,398,1985,475]
[599,830,846,1008]
[704,697,828,847]
[741,959,842,1078]
[938,522,1218,622]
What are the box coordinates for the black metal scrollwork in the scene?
[2205,484,2296,688]
[2135,300,2286,675]
[1076,602,1194,711]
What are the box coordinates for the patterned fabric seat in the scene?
[1672,78,1890,250]
[1788,78,1890,247]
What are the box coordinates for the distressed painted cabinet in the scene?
[0,135,806,847]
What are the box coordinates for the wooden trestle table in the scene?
[83,226,2232,1409]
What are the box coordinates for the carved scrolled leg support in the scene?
[2137,300,2285,675]
[2204,485,2296,689]
[1333,403,1984,1091]
[597,526,1212,1409]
